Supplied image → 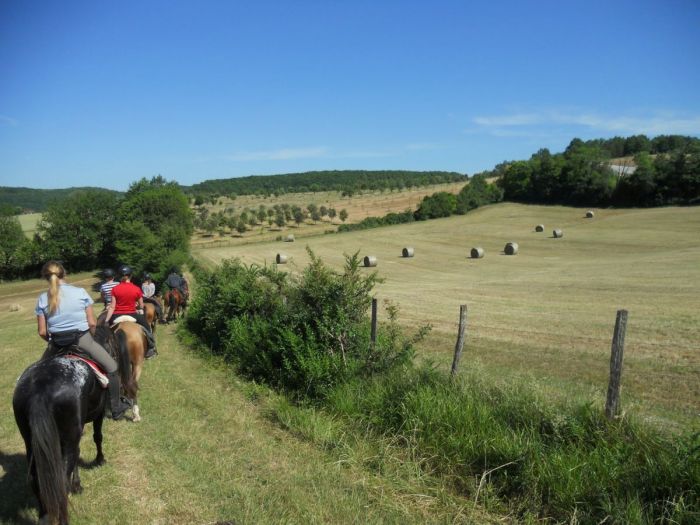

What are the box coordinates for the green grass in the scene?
[192,203,700,431]
[0,274,492,524]
[16,212,41,239]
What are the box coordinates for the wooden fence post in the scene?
[605,309,628,420]
[450,305,468,377]
[370,298,378,345]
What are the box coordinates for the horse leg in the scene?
[64,429,83,494]
[132,364,142,422]
[93,414,105,466]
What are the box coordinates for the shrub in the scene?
[186,250,422,399]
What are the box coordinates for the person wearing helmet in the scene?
[105,265,157,359]
[100,268,118,308]
[141,273,164,322]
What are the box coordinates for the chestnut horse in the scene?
[164,288,186,323]
[143,302,159,334]
[13,325,134,524]
[113,321,148,422]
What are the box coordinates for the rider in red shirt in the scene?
[105,265,157,358]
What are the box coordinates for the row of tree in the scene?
[186,170,466,199]
[495,136,700,207]
[0,177,192,281]
[194,202,349,236]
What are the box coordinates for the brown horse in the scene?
[113,321,148,422]
[143,302,159,334]
[164,288,186,322]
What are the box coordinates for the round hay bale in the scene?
[470,247,484,259]
[553,229,563,238]
[276,253,288,264]
[535,224,544,232]
[9,303,21,312]
[585,210,595,218]
[363,255,378,267]
[285,234,295,242]
[402,247,414,258]
[504,242,519,255]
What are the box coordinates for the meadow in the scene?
[0,274,493,524]
[193,203,700,430]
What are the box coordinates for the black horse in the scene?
[12,325,132,525]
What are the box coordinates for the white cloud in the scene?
[472,110,700,136]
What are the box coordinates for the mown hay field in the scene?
[193,203,700,430]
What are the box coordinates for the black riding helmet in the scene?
[120,265,133,276]
[103,268,115,278]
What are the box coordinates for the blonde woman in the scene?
[35,261,131,420]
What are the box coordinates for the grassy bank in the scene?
[184,256,700,524]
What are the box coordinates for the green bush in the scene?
[186,250,421,399]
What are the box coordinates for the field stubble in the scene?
[193,203,700,430]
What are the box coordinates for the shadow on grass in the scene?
[0,450,36,525]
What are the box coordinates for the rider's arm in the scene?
[37,314,49,341]
[105,300,115,323]
[137,297,144,311]
[86,306,97,331]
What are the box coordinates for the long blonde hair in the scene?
[41,261,65,315]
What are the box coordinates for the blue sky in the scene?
[1,0,699,191]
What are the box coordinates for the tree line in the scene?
[495,135,700,207]
[0,176,192,281]
[186,170,467,200]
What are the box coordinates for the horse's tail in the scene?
[29,395,68,523]
[116,329,138,399]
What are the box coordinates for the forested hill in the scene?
[0,186,122,213]
[185,170,467,197]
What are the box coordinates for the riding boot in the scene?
[143,329,157,359]
[107,372,132,420]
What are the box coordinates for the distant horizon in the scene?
[2,1,699,192]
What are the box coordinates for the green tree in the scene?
[114,176,192,279]
[339,209,348,223]
[0,215,32,279]
[328,208,337,223]
[414,192,456,220]
[37,190,118,271]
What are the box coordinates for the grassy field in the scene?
[16,213,41,239]
[192,203,700,431]
[0,273,495,524]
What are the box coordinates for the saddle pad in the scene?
[67,355,109,388]
[113,315,137,324]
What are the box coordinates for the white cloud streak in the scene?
[472,110,700,136]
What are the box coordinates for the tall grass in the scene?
[327,366,699,523]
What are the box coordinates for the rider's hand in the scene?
[137,309,144,315]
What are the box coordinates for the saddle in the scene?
[45,343,109,388]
